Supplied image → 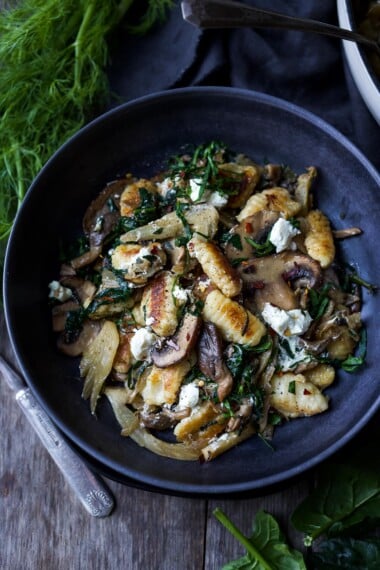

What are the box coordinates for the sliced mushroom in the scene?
[71,179,124,268]
[139,406,191,430]
[163,239,197,275]
[198,322,233,402]
[71,246,102,270]
[52,300,80,332]
[224,210,280,263]
[239,252,322,311]
[59,275,96,306]
[57,319,101,357]
[333,227,362,239]
[83,179,124,242]
[263,163,282,185]
[151,312,202,368]
[226,400,253,432]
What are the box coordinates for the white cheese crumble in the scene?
[156,177,173,197]
[207,191,228,209]
[189,178,204,201]
[172,285,189,304]
[48,280,73,303]
[130,327,157,361]
[176,382,199,410]
[188,178,227,209]
[269,218,300,253]
[130,246,154,265]
[277,336,314,372]
[262,303,312,337]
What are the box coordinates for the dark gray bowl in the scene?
[4,87,380,495]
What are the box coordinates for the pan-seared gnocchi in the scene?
[50,141,367,462]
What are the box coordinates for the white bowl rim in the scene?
[337,0,380,125]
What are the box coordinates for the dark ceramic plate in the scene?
[4,87,380,495]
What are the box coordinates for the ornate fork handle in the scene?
[181,0,380,55]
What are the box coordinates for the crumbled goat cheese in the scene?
[177,382,199,410]
[189,178,204,201]
[277,336,314,371]
[172,285,189,304]
[130,328,157,361]
[188,178,227,209]
[196,278,211,292]
[156,177,174,197]
[48,280,73,302]
[269,218,300,253]
[262,303,312,337]
[207,191,228,208]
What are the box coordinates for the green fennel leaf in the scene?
[214,509,306,570]
[0,0,173,296]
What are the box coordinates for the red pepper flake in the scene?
[250,280,265,289]
[303,389,311,395]
[245,222,253,233]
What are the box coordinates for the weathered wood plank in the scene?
[1,313,206,570]
[205,477,311,569]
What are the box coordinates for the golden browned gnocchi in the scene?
[50,141,367,462]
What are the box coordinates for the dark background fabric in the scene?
[108,0,380,171]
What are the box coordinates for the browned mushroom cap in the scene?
[71,179,125,268]
[224,210,280,263]
[239,252,322,311]
[151,312,202,368]
[198,322,233,402]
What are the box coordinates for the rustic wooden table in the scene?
[1,308,379,569]
[1,2,379,567]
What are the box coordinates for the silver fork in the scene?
[181,0,380,55]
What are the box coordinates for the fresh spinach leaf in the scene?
[214,509,306,570]
[291,462,380,546]
[312,537,380,569]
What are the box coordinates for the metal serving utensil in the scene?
[181,0,380,55]
[0,355,115,517]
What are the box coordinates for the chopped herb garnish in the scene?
[63,307,87,344]
[341,327,367,372]
[245,235,275,256]
[223,232,243,251]
[279,338,295,359]
[87,285,132,315]
[308,284,332,320]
